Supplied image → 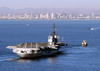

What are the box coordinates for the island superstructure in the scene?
[6,23,67,58]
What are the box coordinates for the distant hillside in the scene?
[0,7,99,14]
[93,10,100,14]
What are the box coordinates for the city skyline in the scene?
[1,12,100,20]
[0,0,100,9]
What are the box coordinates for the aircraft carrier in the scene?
[6,23,68,58]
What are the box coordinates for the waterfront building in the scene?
[51,12,54,19]
[40,14,43,19]
[92,13,94,18]
[80,13,83,16]
[46,13,49,19]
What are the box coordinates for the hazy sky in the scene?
[0,0,100,9]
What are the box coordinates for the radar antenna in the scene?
[53,23,55,35]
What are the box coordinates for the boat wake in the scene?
[90,27,100,30]
[0,55,16,62]
[0,57,9,62]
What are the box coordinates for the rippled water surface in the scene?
[0,20,100,71]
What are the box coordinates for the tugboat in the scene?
[6,24,68,58]
[81,40,87,47]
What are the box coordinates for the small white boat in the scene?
[90,28,93,30]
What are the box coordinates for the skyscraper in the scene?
[40,14,43,19]
[51,12,54,19]
[31,12,33,17]
[92,13,94,18]
[46,13,49,19]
